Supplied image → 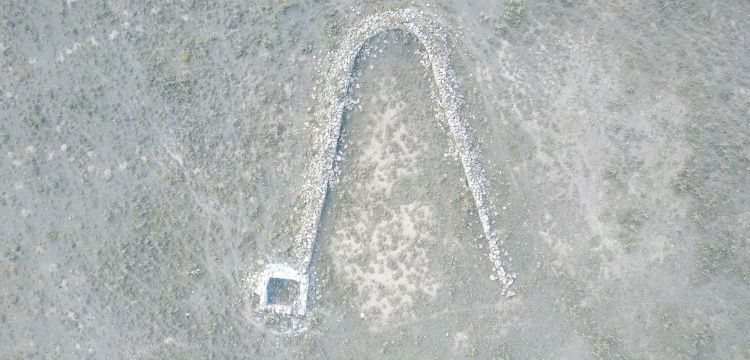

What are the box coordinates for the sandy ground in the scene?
[1,1,749,358]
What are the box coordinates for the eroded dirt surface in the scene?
[1,1,748,358]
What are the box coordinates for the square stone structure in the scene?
[256,264,308,316]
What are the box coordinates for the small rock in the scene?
[101,168,113,181]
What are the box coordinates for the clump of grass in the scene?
[717,141,744,161]
[0,128,8,145]
[561,280,588,319]
[695,232,744,277]
[603,164,623,181]
[479,11,491,23]
[657,0,699,14]
[180,49,190,63]
[659,308,675,329]
[23,112,45,129]
[689,323,713,350]
[45,230,59,241]
[494,0,526,34]
[593,333,620,358]
[324,9,344,48]
[104,207,114,222]
[160,74,194,103]
[250,32,274,49]
[260,122,286,148]
[491,348,512,360]
[618,207,649,251]
[670,169,706,199]
[501,0,525,25]
[299,39,314,54]
[278,0,299,15]
[695,243,730,275]
[621,208,649,232]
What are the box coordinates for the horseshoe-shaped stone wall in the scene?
[284,9,514,315]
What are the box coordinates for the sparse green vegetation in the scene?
[479,11,491,23]
[299,39,314,54]
[0,129,8,145]
[671,169,705,199]
[249,32,274,49]
[694,232,744,278]
[660,309,675,330]
[501,0,525,25]
[494,0,525,34]
[603,164,623,181]
[180,49,190,63]
[621,207,648,232]
[103,207,114,222]
[695,243,730,275]
[689,323,713,350]
[278,0,299,15]
[1,0,748,358]
[324,9,344,48]
[593,333,620,358]
[45,230,59,241]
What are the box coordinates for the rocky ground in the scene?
[1,1,748,358]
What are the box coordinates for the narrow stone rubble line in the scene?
[293,9,515,308]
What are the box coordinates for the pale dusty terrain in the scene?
[1,1,748,359]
